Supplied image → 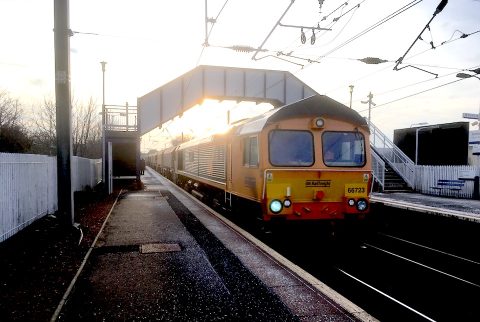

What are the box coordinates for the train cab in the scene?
[229,95,372,222]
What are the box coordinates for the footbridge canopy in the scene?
[137,65,318,135]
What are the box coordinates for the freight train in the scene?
[146,94,372,223]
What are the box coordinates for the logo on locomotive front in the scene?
[305,180,331,187]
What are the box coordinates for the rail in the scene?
[368,120,415,188]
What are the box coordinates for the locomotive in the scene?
[146,94,372,223]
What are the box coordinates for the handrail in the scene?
[368,119,415,188]
[371,149,385,190]
[105,109,138,132]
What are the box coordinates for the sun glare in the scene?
[141,99,274,153]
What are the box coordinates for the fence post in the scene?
[474,176,479,200]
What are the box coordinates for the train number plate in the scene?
[345,184,367,197]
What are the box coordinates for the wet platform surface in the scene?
[58,168,368,321]
[371,192,480,223]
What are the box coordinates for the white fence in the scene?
[0,153,102,243]
[72,157,102,191]
[414,165,480,199]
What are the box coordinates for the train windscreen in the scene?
[269,130,314,166]
[322,131,366,167]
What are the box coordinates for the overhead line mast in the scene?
[54,0,74,226]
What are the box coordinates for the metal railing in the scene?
[371,149,385,189]
[368,120,415,188]
[105,105,137,132]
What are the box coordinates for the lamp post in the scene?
[100,61,106,185]
[349,85,354,109]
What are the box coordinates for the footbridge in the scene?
[137,65,318,135]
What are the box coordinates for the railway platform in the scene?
[55,167,374,321]
[371,192,480,223]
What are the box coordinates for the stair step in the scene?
[385,179,407,184]
[371,141,415,194]
[383,189,413,192]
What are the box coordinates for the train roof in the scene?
[236,95,368,136]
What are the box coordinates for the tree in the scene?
[72,97,101,158]
[30,97,101,158]
[29,98,57,155]
[0,90,31,153]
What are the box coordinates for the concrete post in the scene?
[54,0,73,225]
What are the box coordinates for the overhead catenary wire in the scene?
[257,0,364,65]
[393,0,448,71]
[332,0,365,22]
[352,62,480,111]
[344,67,466,107]
[251,0,297,61]
[312,0,423,63]
[278,0,423,74]
[358,77,465,113]
[203,0,230,47]
[324,60,466,105]
[197,0,231,65]
[403,28,480,62]
[369,68,466,98]
[321,1,349,22]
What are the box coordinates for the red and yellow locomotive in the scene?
[147,94,371,223]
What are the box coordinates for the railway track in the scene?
[332,231,480,321]
[220,206,480,321]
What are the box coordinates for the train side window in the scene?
[243,136,259,167]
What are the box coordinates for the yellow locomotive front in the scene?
[263,124,370,221]
[229,95,371,222]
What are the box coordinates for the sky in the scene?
[1,0,479,149]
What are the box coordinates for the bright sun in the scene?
[141,99,274,153]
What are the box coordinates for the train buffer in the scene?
[55,167,373,321]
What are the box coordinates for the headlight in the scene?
[356,199,368,211]
[283,199,292,208]
[269,199,283,213]
[314,118,324,128]
[348,199,355,206]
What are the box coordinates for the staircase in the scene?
[382,157,412,192]
[369,121,415,192]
